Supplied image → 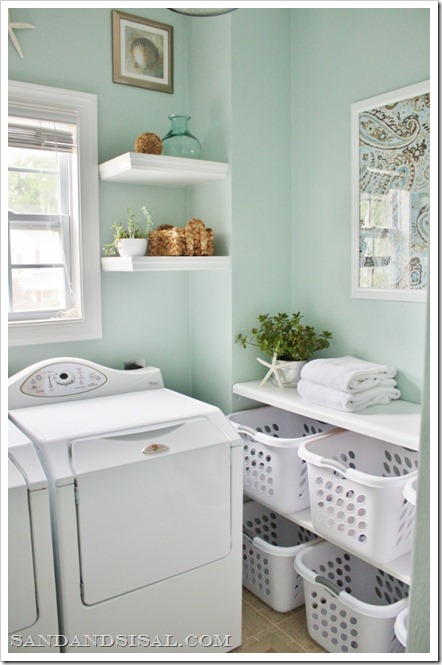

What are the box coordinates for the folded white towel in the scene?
[300,356,397,393]
[297,379,401,412]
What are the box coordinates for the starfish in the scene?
[8,10,35,59]
[257,353,296,389]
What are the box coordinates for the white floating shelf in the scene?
[99,152,229,186]
[233,380,421,450]
[235,381,420,584]
[101,256,230,272]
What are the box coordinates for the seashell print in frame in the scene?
[112,10,173,94]
[351,80,430,302]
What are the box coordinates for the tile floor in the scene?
[230,588,327,654]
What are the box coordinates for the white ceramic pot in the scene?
[117,238,147,257]
[270,360,306,388]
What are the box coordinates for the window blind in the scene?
[8,120,76,153]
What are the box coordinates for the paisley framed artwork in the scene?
[351,81,430,301]
[112,11,173,93]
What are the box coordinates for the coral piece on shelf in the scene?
[134,132,162,155]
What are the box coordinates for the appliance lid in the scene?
[9,388,221,444]
[9,390,241,487]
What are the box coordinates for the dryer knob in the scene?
[54,372,75,385]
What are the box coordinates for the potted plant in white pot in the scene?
[236,312,333,388]
[103,206,154,257]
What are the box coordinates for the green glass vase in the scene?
[162,114,201,159]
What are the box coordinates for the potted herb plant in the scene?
[236,312,333,387]
[103,206,154,257]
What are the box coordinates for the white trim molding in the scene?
[8,81,102,346]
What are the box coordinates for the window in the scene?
[7,81,102,346]
[8,118,76,320]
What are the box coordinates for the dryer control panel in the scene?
[9,357,164,407]
[20,362,108,398]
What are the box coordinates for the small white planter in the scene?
[117,238,147,257]
[270,360,306,387]
[258,354,307,389]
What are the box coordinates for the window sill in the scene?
[8,315,102,347]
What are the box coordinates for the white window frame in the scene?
[7,81,102,345]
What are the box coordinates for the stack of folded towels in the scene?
[297,356,401,412]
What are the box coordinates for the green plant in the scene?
[236,312,333,361]
[103,206,154,256]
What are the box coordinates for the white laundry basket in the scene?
[298,430,418,563]
[294,540,408,653]
[394,605,409,649]
[403,475,418,507]
[228,407,337,514]
[242,500,319,612]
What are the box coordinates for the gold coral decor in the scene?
[149,219,214,256]
[134,132,162,154]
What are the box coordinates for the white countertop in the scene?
[233,380,421,450]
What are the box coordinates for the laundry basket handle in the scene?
[243,527,256,543]
[315,457,348,476]
[315,576,342,597]
[403,475,417,506]
[236,425,257,439]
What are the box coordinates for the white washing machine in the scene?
[8,421,59,652]
[8,358,242,654]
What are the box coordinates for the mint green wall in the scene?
[290,11,431,651]
[186,10,293,414]
[8,7,429,407]
[291,9,430,403]
[186,16,233,414]
[8,8,195,393]
[7,7,293,412]
[6,5,433,654]
[230,10,293,399]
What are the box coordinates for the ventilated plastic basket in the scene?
[403,475,418,507]
[298,430,418,563]
[228,407,337,514]
[242,500,319,612]
[294,540,408,653]
[394,605,409,648]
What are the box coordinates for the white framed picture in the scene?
[351,80,430,302]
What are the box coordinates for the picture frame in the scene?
[112,10,173,94]
[351,80,430,302]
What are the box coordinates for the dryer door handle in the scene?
[142,443,169,455]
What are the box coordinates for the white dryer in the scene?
[8,421,59,652]
[9,358,242,654]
